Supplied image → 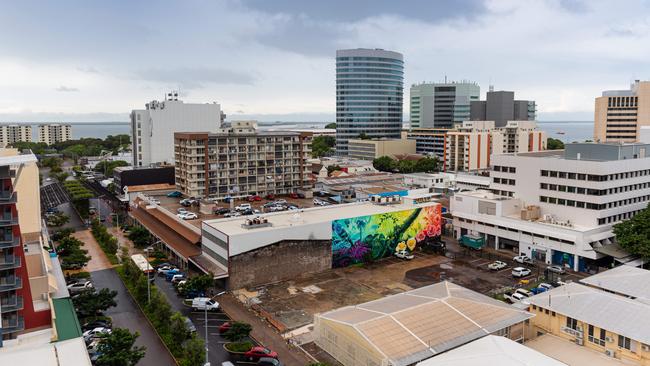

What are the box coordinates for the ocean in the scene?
[19,121,595,143]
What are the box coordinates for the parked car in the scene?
[224,211,241,218]
[242,209,261,216]
[177,212,198,220]
[177,207,188,214]
[184,317,197,333]
[288,192,299,199]
[83,327,111,343]
[488,261,507,271]
[213,207,230,215]
[504,292,527,303]
[257,357,283,366]
[538,283,554,291]
[514,288,533,298]
[546,265,566,274]
[248,195,262,202]
[235,203,252,211]
[171,274,186,284]
[191,297,219,311]
[167,191,183,198]
[165,269,182,281]
[264,194,275,200]
[82,319,112,332]
[222,362,236,366]
[245,346,278,361]
[511,267,531,278]
[219,322,231,334]
[67,281,93,294]
[180,198,197,207]
[513,255,533,264]
[394,250,414,260]
[157,265,177,276]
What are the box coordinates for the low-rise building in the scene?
[407,127,449,158]
[315,172,404,201]
[315,281,532,366]
[114,165,175,194]
[403,172,454,189]
[319,157,377,175]
[579,265,650,304]
[455,173,491,191]
[37,124,71,145]
[174,121,312,200]
[347,137,417,161]
[0,125,32,148]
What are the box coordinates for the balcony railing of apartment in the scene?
[0,295,23,313]
[0,256,20,271]
[0,277,22,293]
[0,236,18,250]
[1,315,25,333]
[0,213,17,226]
[0,191,16,204]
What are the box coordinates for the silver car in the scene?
[546,265,566,274]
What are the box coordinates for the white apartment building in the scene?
[37,124,71,145]
[403,172,454,189]
[0,125,32,147]
[131,92,224,167]
[451,143,650,271]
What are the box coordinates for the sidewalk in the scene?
[73,229,113,271]
[219,294,312,366]
[109,227,139,256]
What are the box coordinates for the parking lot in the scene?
[40,181,69,210]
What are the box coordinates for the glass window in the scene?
[618,335,631,350]
[566,317,578,330]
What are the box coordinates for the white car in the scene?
[538,283,554,291]
[157,265,177,275]
[488,261,507,271]
[177,207,188,214]
[505,292,527,303]
[394,250,414,260]
[224,211,241,218]
[513,255,533,264]
[235,203,252,211]
[177,212,198,220]
[83,327,111,342]
[511,267,532,278]
[514,288,533,297]
[268,205,285,212]
[67,281,93,294]
[191,297,220,311]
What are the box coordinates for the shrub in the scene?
[224,341,253,353]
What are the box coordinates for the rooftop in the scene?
[417,335,567,366]
[579,266,650,304]
[527,282,650,345]
[318,281,532,366]
[0,332,91,366]
[52,297,83,341]
[526,334,628,366]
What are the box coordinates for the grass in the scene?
[224,341,253,353]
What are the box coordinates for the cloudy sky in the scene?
[1,0,649,123]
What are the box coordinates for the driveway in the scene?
[73,229,113,272]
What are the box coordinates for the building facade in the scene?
[451,143,650,271]
[174,121,312,199]
[131,92,224,167]
[37,124,71,145]
[594,80,650,143]
[347,137,416,160]
[336,49,404,155]
[470,90,536,127]
[410,81,480,129]
[0,125,32,148]
[406,128,449,158]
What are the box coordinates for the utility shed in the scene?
[314,281,533,366]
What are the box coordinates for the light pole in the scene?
[147,270,151,304]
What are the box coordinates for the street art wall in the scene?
[332,204,442,267]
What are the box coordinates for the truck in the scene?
[191,297,219,311]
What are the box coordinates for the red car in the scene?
[265,194,275,200]
[218,322,231,334]
[248,195,262,202]
[244,346,278,361]
[288,192,299,199]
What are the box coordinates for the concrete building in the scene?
[455,173,491,191]
[347,137,416,160]
[579,265,650,304]
[113,165,175,194]
[336,49,404,155]
[407,127,449,158]
[201,199,441,289]
[131,91,224,167]
[451,142,650,271]
[0,125,32,148]
[315,172,404,201]
[37,124,71,145]
[470,89,536,127]
[527,282,650,365]
[314,281,532,366]
[403,173,454,189]
[594,80,650,143]
[174,121,312,199]
[410,81,480,129]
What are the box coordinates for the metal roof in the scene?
[527,282,650,345]
[318,281,532,366]
[416,335,567,366]
[579,266,650,304]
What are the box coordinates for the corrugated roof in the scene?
[318,281,532,366]
[528,282,650,345]
[579,266,650,304]
[52,298,82,341]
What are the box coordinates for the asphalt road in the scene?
[91,269,177,366]
[153,276,242,365]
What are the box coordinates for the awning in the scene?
[592,242,632,259]
[189,253,228,279]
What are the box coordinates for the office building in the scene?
[451,142,650,271]
[410,81,480,129]
[174,121,312,199]
[37,124,71,145]
[470,89,536,127]
[347,137,416,160]
[336,49,404,155]
[131,91,225,167]
[0,125,32,148]
[407,127,449,158]
[594,80,650,143]
[314,281,532,366]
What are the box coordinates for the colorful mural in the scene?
[332,205,442,267]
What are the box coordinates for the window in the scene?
[589,325,606,346]
[541,170,549,177]
[618,335,631,350]
[566,317,578,330]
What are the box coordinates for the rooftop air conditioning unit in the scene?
[605,336,614,343]
[575,338,584,346]
[641,344,650,352]
[605,349,615,358]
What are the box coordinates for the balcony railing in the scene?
[0,214,17,226]
[0,191,16,204]
[1,315,25,333]
[0,236,18,249]
[0,277,22,292]
[0,256,21,270]
[0,296,23,313]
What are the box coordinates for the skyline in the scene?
[2,0,650,123]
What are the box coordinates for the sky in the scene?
[1,0,650,123]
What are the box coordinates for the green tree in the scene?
[613,205,650,260]
[326,165,342,175]
[183,275,213,294]
[10,141,50,155]
[95,160,129,175]
[223,321,252,342]
[47,212,70,227]
[179,336,206,366]
[324,122,336,129]
[357,132,371,140]
[397,159,416,173]
[547,138,565,150]
[414,157,439,173]
[311,135,335,158]
[373,156,397,172]
[170,313,191,348]
[72,288,118,318]
[96,328,146,366]
[127,226,151,248]
[146,291,173,332]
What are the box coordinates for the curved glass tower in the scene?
[335,48,404,155]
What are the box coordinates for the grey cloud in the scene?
[135,67,256,89]
[76,66,100,74]
[55,85,80,92]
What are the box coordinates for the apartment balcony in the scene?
[0,256,21,270]
[0,236,18,250]
[0,191,16,204]
[0,296,23,313]
[0,213,17,226]
[0,277,22,292]
[1,315,25,334]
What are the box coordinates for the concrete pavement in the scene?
[73,229,113,272]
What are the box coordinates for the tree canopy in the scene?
[96,328,146,366]
[72,288,118,318]
[613,205,650,260]
[547,138,565,150]
[324,122,336,129]
[9,134,131,157]
[312,135,335,158]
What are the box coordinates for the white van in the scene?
[191,297,219,311]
